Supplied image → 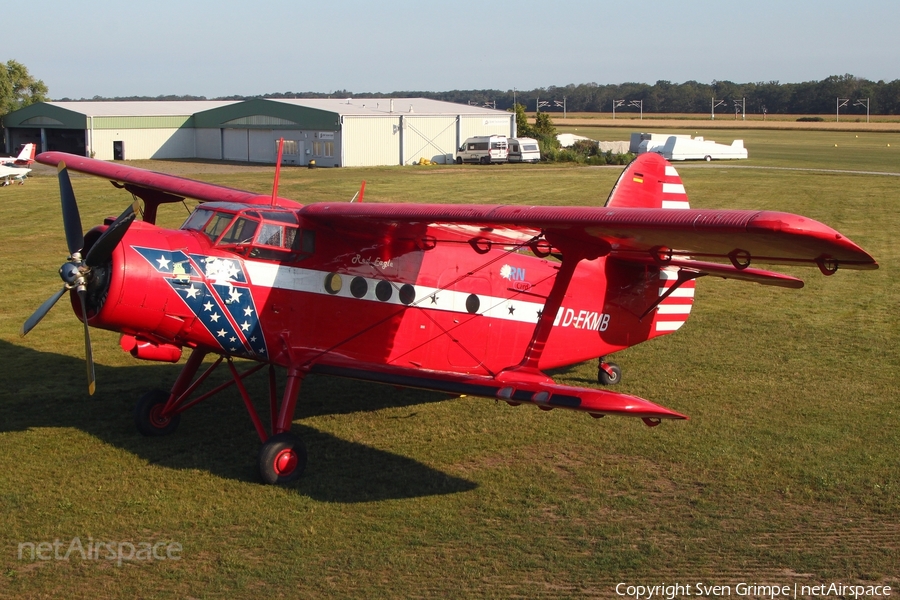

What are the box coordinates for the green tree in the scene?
[0,60,48,116]
[532,112,558,142]
[510,103,535,137]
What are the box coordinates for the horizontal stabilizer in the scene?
[612,256,805,288]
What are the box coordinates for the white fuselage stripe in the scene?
[244,260,545,324]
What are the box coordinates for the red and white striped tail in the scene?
[607,153,696,334]
[605,152,690,210]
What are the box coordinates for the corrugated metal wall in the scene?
[401,116,458,164]
[196,128,221,160]
[223,129,249,161]
[458,115,514,141]
[90,128,195,160]
[341,117,400,167]
[249,129,275,162]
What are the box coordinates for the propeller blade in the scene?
[58,162,84,256]
[20,286,68,337]
[76,288,96,396]
[85,202,136,267]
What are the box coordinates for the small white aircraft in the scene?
[2,143,36,166]
[1,144,36,185]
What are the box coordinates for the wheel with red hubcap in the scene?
[258,432,307,485]
[597,362,622,386]
[134,389,181,436]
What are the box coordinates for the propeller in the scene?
[20,162,138,395]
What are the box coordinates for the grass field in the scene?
[1,129,898,598]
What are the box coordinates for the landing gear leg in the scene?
[597,358,621,386]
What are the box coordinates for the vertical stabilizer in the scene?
[14,144,36,165]
[605,152,689,210]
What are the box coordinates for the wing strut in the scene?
[507,234,611,374]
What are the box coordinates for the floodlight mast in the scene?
[628,100,643,120]
[612,99,624,119]
[836,97,849,122]
[711,98,725,120]
[854,98,870,123]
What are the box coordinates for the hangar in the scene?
[2,98,515,167]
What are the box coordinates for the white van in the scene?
[456,135,508,164]
[507,137,541,163]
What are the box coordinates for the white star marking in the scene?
[229,336,236,343]
[156,255,171,270]
[209,313,220,322]
[243,306,253,316]
[226,262,240,280]
[240,321,251,331]
[185,285,200,299]
[216,329,227,338]
[203,301,214,311]
[228,288,242,303]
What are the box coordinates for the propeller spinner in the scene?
[20,162,137,395]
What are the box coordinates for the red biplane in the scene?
[22,150,877,484]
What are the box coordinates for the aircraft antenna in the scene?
[271,138,285,207]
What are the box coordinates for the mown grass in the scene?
[1,129,897,598]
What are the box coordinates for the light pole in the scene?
[613,99,624,119]
[854,98,870,123]
[628,99,643,120]
[711,98,725,120]
[836,97,849,122]
[554,97,567,119]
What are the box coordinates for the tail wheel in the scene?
[135,389,181,436]
[259,432,307,485]
[598,362,622,386]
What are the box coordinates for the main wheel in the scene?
[480,156,489,165]
[597,362,622,386]
[134,389,181,436]
[455,156,463,165]
[259,432,308,485]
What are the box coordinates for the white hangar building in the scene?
[2,98,516,167]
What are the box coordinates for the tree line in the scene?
[242,74,900,117]
[5,60,899,117]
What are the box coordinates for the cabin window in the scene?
[219,217,259,245]
[204,213,235,241]
[181,208,215,232]
[248,225,315,261]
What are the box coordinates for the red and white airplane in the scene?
[2,143,36,166]
[22,148,877,484]
[0,143,37,185]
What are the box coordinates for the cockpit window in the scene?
[181,208,215,232]
[219,217,259,245]
[204,213,235,241]
[257,223,285,247]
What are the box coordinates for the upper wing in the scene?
[36,151,285,206]
[37,151,877,276]
[299,202,878,274]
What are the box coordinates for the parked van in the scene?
[507,137,541,163]
[456,135,508,164]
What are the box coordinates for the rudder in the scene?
[605,152,689,210]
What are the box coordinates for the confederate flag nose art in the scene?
[133,247,268,357]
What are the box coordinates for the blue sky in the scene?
[8,0,899,99]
